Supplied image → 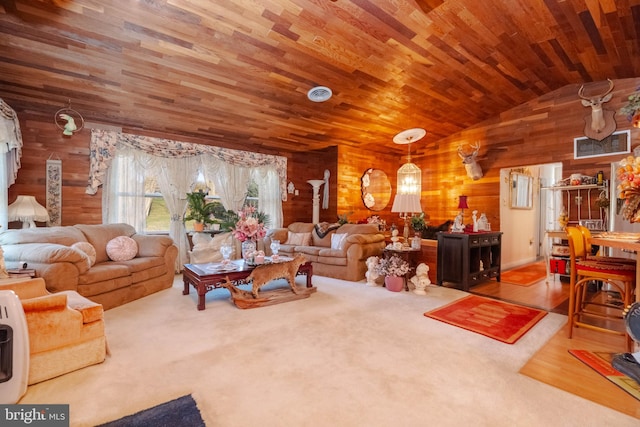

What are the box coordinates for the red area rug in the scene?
[501,261,547,286]
[424,295,547,344]
[569,350,640,401]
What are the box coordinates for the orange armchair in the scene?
[0,277,106,385]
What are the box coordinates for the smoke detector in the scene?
[307,86,332,102]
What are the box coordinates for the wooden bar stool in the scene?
[566,227,635,350]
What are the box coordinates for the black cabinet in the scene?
[436,231,502,291]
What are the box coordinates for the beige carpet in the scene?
[20,275,639,426]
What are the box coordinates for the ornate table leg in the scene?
[183,276,190,295]
[197,282,206,311]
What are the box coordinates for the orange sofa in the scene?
[0,224,178,310]
[264,222,385,281]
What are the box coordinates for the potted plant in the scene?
[375,255,410,292]
[410,212,427,236]
[184,191,216,231]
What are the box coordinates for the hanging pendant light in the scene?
[393,128,425,197]
[391,128,426,242]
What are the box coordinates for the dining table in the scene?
[588,233,640,305]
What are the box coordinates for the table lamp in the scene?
[8,195,50,228]
[391,193,422,242]
[457,195,469,217]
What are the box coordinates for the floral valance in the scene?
[87,130,288,200]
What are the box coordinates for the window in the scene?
[143,174,261,233]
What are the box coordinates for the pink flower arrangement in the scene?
[375,255,410,277]
[231,206,267,242]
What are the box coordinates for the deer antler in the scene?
[578,78,614,100]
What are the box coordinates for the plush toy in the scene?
[410,263,430,295]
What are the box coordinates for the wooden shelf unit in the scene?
[436,231,502,291]
[542,184,607,229]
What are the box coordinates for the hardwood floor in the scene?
[471,267,639,419]
[471,272,570,313]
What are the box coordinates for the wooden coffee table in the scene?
[183,258,313,310]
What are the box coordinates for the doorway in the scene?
[499,162,562,269]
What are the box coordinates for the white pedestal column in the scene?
[307,180,325,224]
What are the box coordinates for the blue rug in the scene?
[98,394,205,426]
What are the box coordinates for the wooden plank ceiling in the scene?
[0,0,639,155]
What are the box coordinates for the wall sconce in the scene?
[8,195,50,228]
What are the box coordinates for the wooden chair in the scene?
[566,227,635,349]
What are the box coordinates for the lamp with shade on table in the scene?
[7,195,50,228]
[391,193,422,243]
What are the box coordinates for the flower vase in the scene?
[242,240,256,263]
[385,276,404,292]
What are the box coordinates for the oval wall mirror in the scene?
[361,168,392,211]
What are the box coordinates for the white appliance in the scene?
[0,290,29,404]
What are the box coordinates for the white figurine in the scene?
[451,212,465,233]
[477,213,489,231]
[58,113,77,136]
[388,229,403,249]
[410,263,430,295]
[365,256,381,287]
[472,210,478,232]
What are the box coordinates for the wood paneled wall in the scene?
[337,77,640,231]
[284,147,338,225]
[7,112,337,228]
[7,78,640,231]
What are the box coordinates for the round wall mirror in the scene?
[361,168,391,211]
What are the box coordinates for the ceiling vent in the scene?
[307,86,332,102]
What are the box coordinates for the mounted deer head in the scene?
[578,79,616,141]
[457,142,483,180]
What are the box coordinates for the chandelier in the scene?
[393,128,425,197]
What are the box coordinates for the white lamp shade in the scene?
[8,195,50,228]
[391,194,422,214]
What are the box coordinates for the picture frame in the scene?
[574,130,630,159]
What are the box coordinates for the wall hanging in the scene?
[46,156,62,226]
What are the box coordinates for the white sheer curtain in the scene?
[252,166,283,228]
[0,99,22,230]
[93,131,285,270]
[102,147,149,231]
[207,159,251,212]
[0,152,7,230]
[155,156,201,270]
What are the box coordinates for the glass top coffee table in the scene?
[183,258,313,310]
